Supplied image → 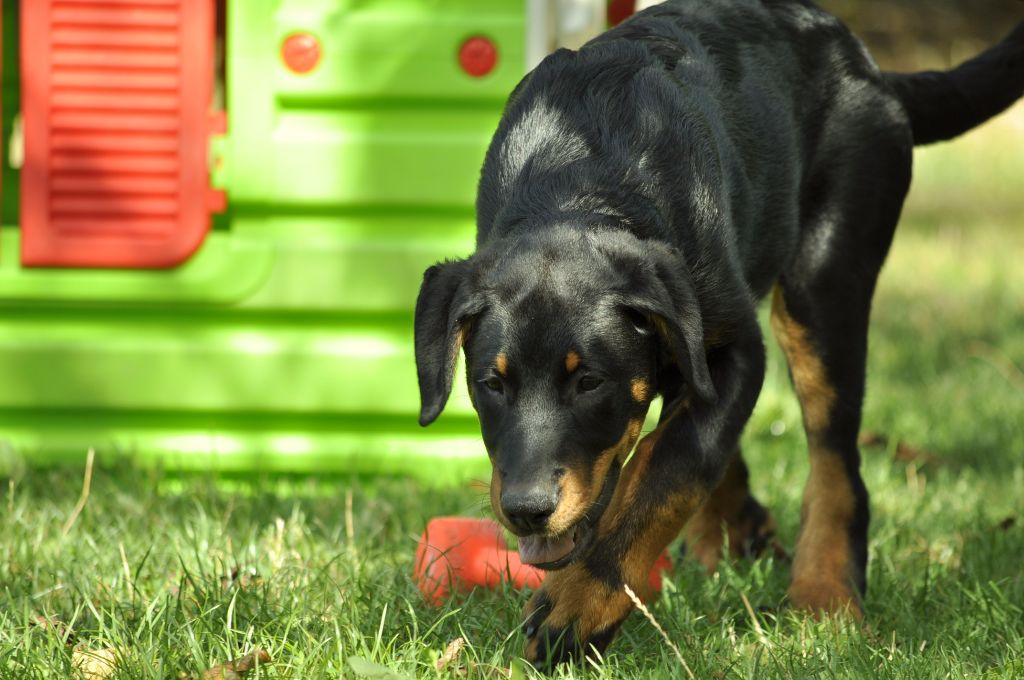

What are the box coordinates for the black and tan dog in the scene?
[415,0,1024,667]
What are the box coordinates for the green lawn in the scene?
[2,110,1023,679]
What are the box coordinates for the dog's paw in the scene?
[521,564,633,669]
[788,578,863,620]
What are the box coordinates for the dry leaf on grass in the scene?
[892,442,941,466]
[858,432,942,466]
[32,615,75,644]
[199,649,271,680]
[435,636,466,673]
[431,637,513,678]
[858,431,887,448]
[72,646,122,680]
[220,566,262,591]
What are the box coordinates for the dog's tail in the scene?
[883,21,1024,146]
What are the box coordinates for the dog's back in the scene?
[476,0,905,300]
[478,0,1024,301]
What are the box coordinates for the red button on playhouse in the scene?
[458,36,498,77]
[281,32,322,74]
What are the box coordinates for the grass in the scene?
[2,110,1023,678]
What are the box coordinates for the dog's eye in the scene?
[626,308,654,336]
[481,376,504,394]
[577,375,603,393]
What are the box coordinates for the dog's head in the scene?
[414,228,715,569]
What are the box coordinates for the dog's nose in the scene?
[501,488,558,534]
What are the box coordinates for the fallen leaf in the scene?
[220,566,262,591]
[858,432,941,466]
[72,647,122,680]
[893,441,941,466]
[858,431,886,447]
[435,636,466,672]
[32,615,75,644]
[202,649,271,680]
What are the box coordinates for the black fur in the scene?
[414,0,1024,667]
[885,20,1024,145]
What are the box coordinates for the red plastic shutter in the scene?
[21,0,219,268]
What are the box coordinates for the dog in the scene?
[414,0,1024,667]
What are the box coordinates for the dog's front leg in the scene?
[523,319,766,668]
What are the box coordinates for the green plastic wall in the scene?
[0,0,527,482]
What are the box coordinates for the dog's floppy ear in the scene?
[620,248,717,405]
[414,259,484,426]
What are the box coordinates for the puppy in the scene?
[415,0,1024,667]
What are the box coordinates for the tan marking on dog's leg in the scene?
[788,452,861,618]
[684,461,746,571]
[771,286,861,618]
[770,288,836,433]
[621,488,705,593]
[683,450,775,572]
[523,563,633,660]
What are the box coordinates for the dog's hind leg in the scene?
[770,120,912,617]
[682,448,778,572]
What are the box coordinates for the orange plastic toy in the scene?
[414,517,672,606]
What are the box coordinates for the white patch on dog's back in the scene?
[783,3,840,33]
[499,99,591,186]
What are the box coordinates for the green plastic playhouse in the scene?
[0,0,549,479]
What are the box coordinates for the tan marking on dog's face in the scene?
[546,467,587,536]
[490,469,509,529]
[604,403,685,530]
[593,419,643,494]
[495,352,509,377]
[626,418,643,449]
[770,287,836,435]
[612,430,658,519]
[565,351,581,373]
[630,378,649,403]
[540,413,643,536]
[545,418,646,537]
[789,450,862,618]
